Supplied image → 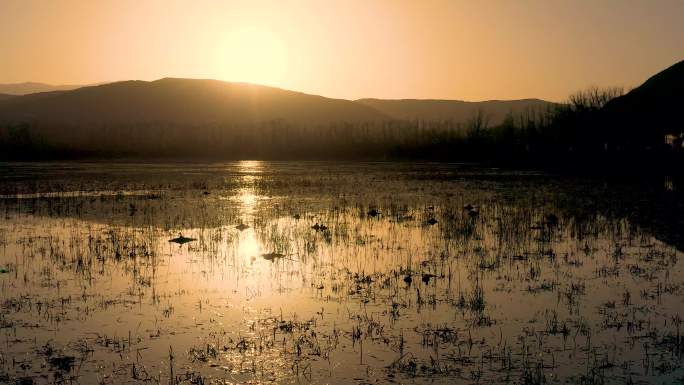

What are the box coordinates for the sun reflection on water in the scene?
[235,160,263,263]
[234,160,262,213]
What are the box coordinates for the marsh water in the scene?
[1,162,683,385]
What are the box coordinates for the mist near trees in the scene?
[0,86,671,169]
[2,59,683,173]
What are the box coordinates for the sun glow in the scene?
[234,160,263,261]
[215,27,289,86]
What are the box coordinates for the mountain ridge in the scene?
[0,78,388,124]
[600,59,684,144]
[356,98,554,126]
[0,82,84,95]
[0,77,558,126]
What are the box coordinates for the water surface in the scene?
[1,161,683,384]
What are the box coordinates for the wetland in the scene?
[1,161,683,385]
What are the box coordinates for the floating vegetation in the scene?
[311,223,328,231]
[168,234,197,244]
[421,273,437,284]
[261,252,292,261]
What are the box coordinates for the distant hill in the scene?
[0,82,83,95]
[0,78,560,126]
[0,78,387,125]
[356,98,555,126]
[3,67,678,164]
[601,60,684,145]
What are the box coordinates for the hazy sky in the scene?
[1,0,682,101]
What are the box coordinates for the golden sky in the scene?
[1,0,682,101]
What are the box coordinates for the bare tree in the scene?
[568,86,624,111]
[467,108,490,140]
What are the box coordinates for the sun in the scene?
[215,27,289,86]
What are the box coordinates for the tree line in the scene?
[1,86,680,172]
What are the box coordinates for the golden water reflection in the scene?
[1,163,683,384]
[234,160,263,267]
